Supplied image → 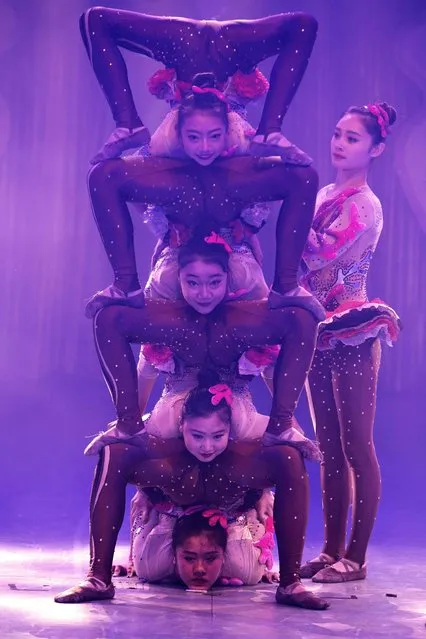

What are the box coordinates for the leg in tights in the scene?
[220,14,317,134]
[88,444,143,584]
[333,339,382,565]
[219,156,318,292]
[249,446,310,588]
[93,302,317,437]
[308,339,382,566]
[87,155,318,294]
[62,442,327,608]
[87,156,202,293]
[229,307,318,434]
[307,349,351,559]
[79,8,317,133]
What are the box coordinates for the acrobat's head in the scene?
[172,509,227,591]
[177,232,230,315]
[179,368,232,463]
[331,102,397,171]
[177,72,229,166]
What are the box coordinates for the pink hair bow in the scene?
[366,104,390,139]
[202,508,228,529]
[192,85,229,107]
[204,231,232,254]
[208,383,233,406]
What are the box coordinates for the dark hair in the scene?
[345,102,397,145]
[177,231,230,274]
[181,368,232,426]
[172,510,227,552]
[177,72,229,132]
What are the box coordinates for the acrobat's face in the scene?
[179,111,227,165]
[331,114,384,170]
[175,532,225,590]
[179,259,227,315]
[182,412,230,463]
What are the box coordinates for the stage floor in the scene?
[1,543,425,639]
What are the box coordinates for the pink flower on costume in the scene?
[208,384,233,406]
[147,68,178,101]
[142,344,174,367]
[253,516,275,570]
[227,69,269,101]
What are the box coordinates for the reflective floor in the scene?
[1,542,425,639]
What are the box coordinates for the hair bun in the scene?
[378,102,397,126]
[191,72,218,90]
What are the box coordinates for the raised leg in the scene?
[221,13,318,135]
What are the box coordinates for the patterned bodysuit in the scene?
[303,184,400,567]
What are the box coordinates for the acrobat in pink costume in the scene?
[300,107,401,581]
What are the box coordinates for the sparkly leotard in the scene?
[302,185,400,349]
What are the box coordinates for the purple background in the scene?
[1,0,425,548]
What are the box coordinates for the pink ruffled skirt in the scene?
[316,298,401,351]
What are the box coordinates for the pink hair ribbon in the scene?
[192,85,228,105]
[202,508,228,529]
[204,231,232,254]
[366,104,390,139]
[208,383,233,406]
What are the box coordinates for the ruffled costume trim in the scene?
[316,298,402,351]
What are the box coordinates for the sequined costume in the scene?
[131,343,277,582]
[83,438,311,595]
[303,185,400,348]
[82,8,320,318]
[79,8,317,137]
[94,300,319,442]
[88,154,318,305]
[302,185,401,568]
[56,296,330,608]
